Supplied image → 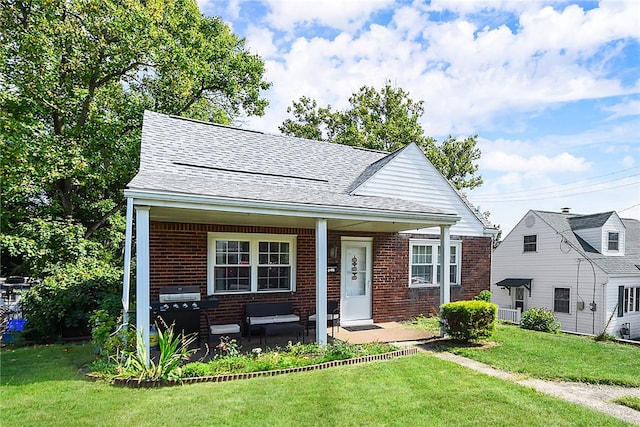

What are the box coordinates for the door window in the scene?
[346,247,366,296]
[514,287,525,311]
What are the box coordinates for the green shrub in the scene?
[520,307,560,333]
[90,309,136,360]
[440,300,497,341]
[119,324,198,382]
[180,361,210,378]
[473,290,492,302]
[20,259,122,343]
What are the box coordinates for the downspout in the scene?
[559,232,598,335]
[589,260,597,335]
[575,259,581,332]
[122,198,133,328]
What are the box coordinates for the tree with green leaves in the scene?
[280,81,482,191]
[0,0,270,277]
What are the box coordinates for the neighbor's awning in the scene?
[495,278,532,296]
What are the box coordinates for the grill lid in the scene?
[158,285,201,303]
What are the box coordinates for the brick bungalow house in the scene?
[123,111,496,353]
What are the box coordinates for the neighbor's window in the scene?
[209,233,296,294]
[553,287,570,313]
[624,287,640,313]
[523,235,537,252]
[409,239,461,286]
[608,232,619,251]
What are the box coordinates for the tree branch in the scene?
[84,200,126,239]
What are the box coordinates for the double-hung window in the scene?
[553,287,570,313]
[624,287,640,313]
[608,232,619,251]
[208,233,296,294]
[523,235,537,252]
[409,239,461,287]
[410,244,433,285]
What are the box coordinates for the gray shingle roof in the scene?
[534,210,640,275]
[568,211,615,230]
[127,111,456,216]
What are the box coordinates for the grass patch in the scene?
[435,324,640,386]
[1,343,630,426]
[613,396,640,412]
[403,314,441,334]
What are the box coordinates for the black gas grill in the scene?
[150,286,218,342]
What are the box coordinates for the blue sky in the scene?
[198,0,640,235]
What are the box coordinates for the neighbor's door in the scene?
[341,238,373,324]
[514,287,525,312]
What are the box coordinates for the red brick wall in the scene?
[371,233,493,322]
[148,222,492,335]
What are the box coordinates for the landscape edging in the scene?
[111,347,418,388]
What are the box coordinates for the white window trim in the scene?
[624,286,640,313]
[207,232,297,295]
[409,239,462,288]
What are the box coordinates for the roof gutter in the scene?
[124,188,461,226]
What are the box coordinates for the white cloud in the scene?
[263,0,394,32]
[604,98,640,120]
[482,151,591,174]
[622,155,636,168]
[239,1,639,137]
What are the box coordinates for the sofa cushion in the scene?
[210,324,241,335]
[247,314,300,325]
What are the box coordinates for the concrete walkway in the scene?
[332,321,434,344]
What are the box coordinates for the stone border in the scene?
[111,347,418,388]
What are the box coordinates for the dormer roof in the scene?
[568,211,618,230]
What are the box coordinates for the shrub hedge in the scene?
[520,307,560,333]
[440,300,497,341]
[20,259,122,343]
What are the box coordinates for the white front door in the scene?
[341,238,373,325]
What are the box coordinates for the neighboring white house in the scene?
[492,209,640,339]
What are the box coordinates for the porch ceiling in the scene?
[148,205,454,233]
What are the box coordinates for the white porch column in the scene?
[135,206,151,364]
[315,219,328,344]
[439,225,451,337]
[121,198,133,327]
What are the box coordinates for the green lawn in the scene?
[0,343,632,426]
[439,324,640,386]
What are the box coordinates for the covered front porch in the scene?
[122,193,460,362]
